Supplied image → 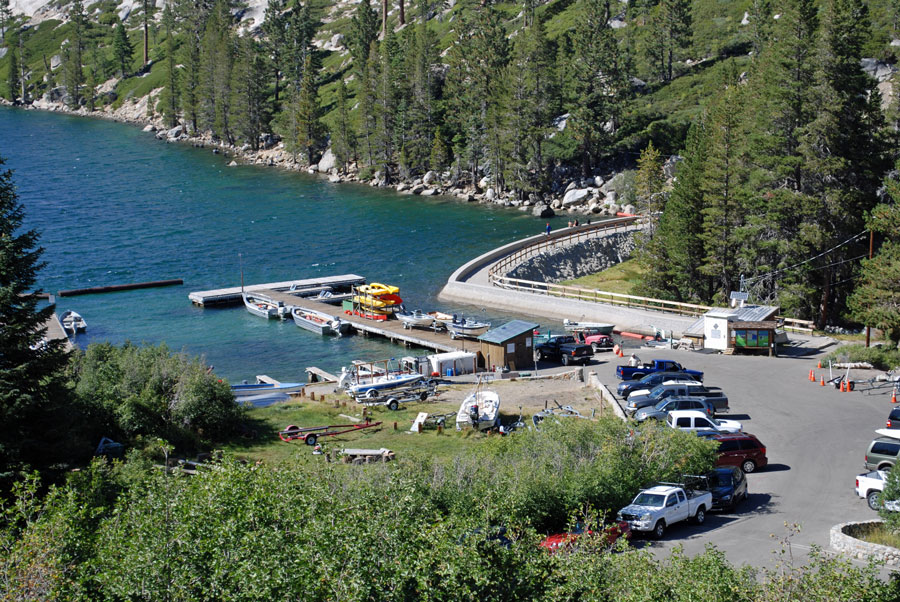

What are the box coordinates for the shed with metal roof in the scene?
[477,320,540,371]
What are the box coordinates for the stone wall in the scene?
[830,520,900,565]
[507,230,637,283]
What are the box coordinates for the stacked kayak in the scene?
[352,283,403,315]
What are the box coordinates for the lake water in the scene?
[1,107,565,380]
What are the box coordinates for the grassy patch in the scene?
[824,343,900,371]
[855,522,900,549]
[558,259,647,296]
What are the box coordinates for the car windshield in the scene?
[654,399,672,410]
[709,474,731,487]
[633,493,665,507]
[648,386,667,399]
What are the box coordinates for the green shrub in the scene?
[824,344,900,371]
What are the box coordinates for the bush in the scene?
[824,344,900,371]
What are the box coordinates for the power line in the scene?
[742,231,867,287]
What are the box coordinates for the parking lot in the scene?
[588,345,893,571]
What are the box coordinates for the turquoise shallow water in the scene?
[1,107,566,380]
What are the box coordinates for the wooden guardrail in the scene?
[487,274,815,335]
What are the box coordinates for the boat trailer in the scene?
[350,379,439,410]
[279,420,383,446]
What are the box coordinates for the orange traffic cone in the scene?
[809,369,814,382]
[840,380,845,392]
[892,390,897,404]
[817,360,822,369]
[820,376,825,386]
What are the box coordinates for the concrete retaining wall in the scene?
[830,520,900,565]
[509,231,638,283]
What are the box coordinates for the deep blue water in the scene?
[0,107,565,380]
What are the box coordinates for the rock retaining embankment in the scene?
[830,520,900,565]
[507,230,638,283]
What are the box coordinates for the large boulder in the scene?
[485,187,496,201]
[861,58,897,83]
[317,148,336,172]
[166,125,184,139]
[423,170,437,185]
[420,188,437,196]
[50,54,61,70]
[562,188,590,206]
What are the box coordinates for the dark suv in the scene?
[865,437,900,471]
[689,467,748,511]
[707,432,768,474]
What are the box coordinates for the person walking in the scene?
[545,222,552,236]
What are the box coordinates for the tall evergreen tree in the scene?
[635,140,665,220]
[262,0,288,106]
[159,3,179,128]
[374,30,400,183]
[645,0,691,82]
[62,0,87,109]
[358,41,379,166]
[6,43,19,103]
[801,0,890,326]
[198,0,235,141]
[330,78,355,173]
[140,0,154,66]
[284,0,316,90]
[0,158,71,478]
[349,0,378,79]
[230,37,269,150]
[180,6,203,133]
[0,0,11,42]
[112,19,133,78]
[293,52,324,163]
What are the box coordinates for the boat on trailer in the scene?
[396,309,437,330]
[292,306,350,336]
[456,381,500,431]
[231,380,305,398]
[243,292,288,319]
[446,317,491,339]
[563,319,615,335]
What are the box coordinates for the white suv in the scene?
[667,410,742,434]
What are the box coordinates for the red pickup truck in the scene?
[571,330,615,351]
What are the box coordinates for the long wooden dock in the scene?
[256,288,464,354]
[188,274,365,306]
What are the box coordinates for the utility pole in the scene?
[866,230,873,347]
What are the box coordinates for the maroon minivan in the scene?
[708,432,768,474]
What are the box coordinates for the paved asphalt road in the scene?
[584,344,893,574]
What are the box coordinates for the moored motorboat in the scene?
[563,319,615,335]
[231,381,305,398]
[456,386,500,431]
[292,306,350,336]
[60,310,87,334]
[446,317,491,339]
[396,309,437,330]
[243,292,288,319]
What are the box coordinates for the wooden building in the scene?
[477,320,540,371]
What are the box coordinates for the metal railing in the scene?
[487,216,642,280]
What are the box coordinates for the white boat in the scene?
[230,381,305,398]
[344,372,424,397]
[60,310,87,334]
[876,428,900,440]
[456,387,500,431]
[563,319,614,335]
[446,317,491,340]
[292,307,349,336]
[397,309,436,330]
[243,293,288,319]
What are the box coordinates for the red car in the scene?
[538,521,631,553]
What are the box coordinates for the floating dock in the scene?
[254,288,463,354]
[188,275,366,306]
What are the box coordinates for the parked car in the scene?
[616,484,712,539]
[538,521,631,553]
[865,436,900,471]
[624,379,702,401]
[616,359,704,382]
[689,467,748,511]
[617,371,701,399]
[666,410,742,434]
[625,383,729,415]
[571,330,616,352]
[633,397,716,422]
[705,432,768,474]
[535,335,594,366]
[886,407,900,430]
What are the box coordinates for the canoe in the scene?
[292,307,350,336]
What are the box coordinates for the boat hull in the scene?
[292,308,350,336]
[231,382,305,398]
[446,321,491,339]
[243,293,285,319]
[456,390,500,431]
[397,311,437,329]
[563,320,615,335]
[346,373,424,396]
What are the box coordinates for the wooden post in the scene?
[437,425,443,435]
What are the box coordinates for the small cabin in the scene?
[683,304,781,356]
[477,320,540,371]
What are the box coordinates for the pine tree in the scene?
[112,19,133,78]
[84,50,97,111]
[293,52,324,164]
[429,128,449,173]
[0,157,71,477]
[330,78,355,173]
[140,0,154,66]
[230,37,269,150]
[198,0,235,141]
[62,0,87,109]
[635,140,665,219]
[358,41,379,167]
[801,0,891,326]
[6,43,19,103]
[847,178,900,340]
[349,0,378,79]
[262,0,288,107]
[748,0,772,58]
[180,10,203,133]
[404,20,438,176]
[0,0,11,42]
[374,30,399,183]
[159,3,179,127]
[284,0,316,90]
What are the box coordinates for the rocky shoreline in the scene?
[2,92,661,219]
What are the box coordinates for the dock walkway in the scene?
[189,274,365,306]
[257,288,463,354]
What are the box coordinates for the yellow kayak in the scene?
[358,283,400,296]
[353,295,402,308]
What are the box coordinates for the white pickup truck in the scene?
[667,410,742,434]
[855,470,900,511]
[616,484,712,539]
